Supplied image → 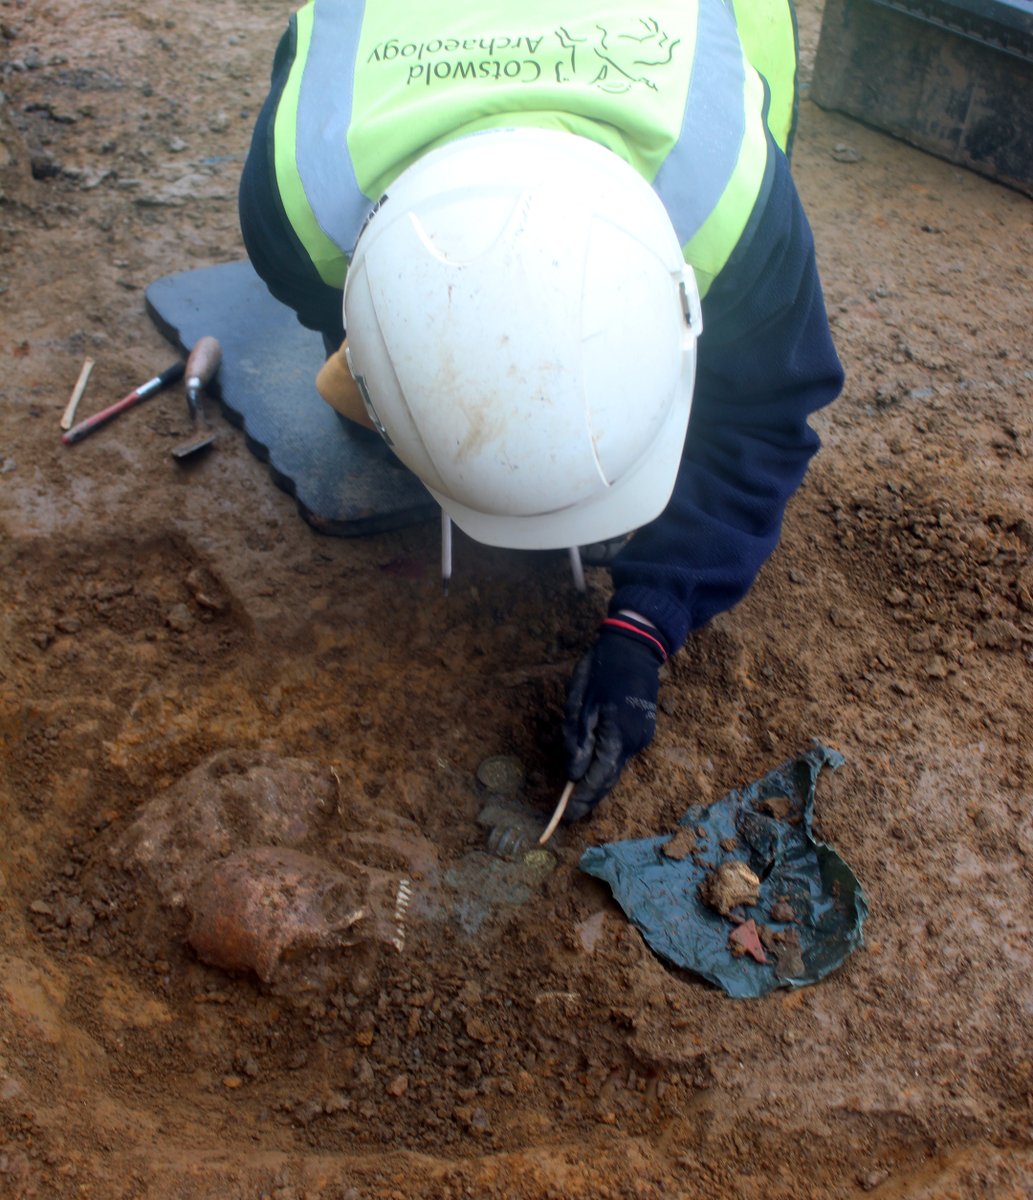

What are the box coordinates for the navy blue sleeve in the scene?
[238,19,347,351]
[609,150,844,651]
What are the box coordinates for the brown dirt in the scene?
[1,1,1032,1197]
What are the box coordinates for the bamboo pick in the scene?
[539,780,575,846]
[60,357,95,430]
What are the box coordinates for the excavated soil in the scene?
[1,1,1032,1196]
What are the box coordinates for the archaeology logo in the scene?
[366,19,681,93]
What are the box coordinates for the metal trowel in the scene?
[171,336,221,461]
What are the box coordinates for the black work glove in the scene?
[562,615,669,822]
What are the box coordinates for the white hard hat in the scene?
[342,127,702,551]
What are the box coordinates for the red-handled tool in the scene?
[62,361,185,446]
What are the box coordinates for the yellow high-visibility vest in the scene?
[273,0,797,298]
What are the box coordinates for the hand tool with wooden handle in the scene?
[62,361,186,445]
[172,336,222,461]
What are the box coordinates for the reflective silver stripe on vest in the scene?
[652,0,746,247]
[296,0,747,256]
[296,0,369,255]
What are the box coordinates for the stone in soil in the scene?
[700,861,761,916]
[661,827,697,860]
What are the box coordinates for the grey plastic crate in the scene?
[812,0,1033,194]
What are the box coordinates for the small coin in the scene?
[476,754,525,795]
[521,848,557,883]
